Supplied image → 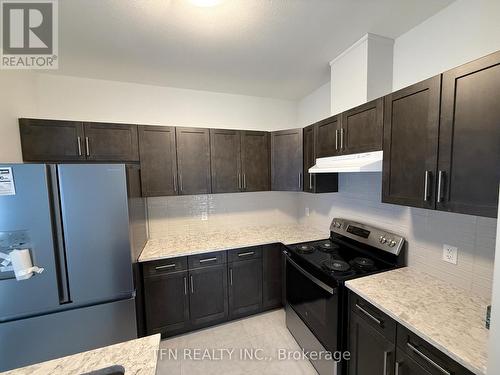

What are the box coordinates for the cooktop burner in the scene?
[351,257,376,271]
[321,259,351,273]
[296,244,315,254]
[316,241,337,252]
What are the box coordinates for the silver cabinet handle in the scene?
[335,129,339,150]
[309,173,313,189]
[184,276,187,295]
[437,170,444,203]
[190,275,194,294]
[355,304,382,326]
[340,128,344,150]
[238,173,241,190]
[395,361,401,375]
[173,174,177,193]
[77,136,82,156]
[85,136,90,156]
[238,251,255,257]
[383,351,390,375]
[423,170,430,202]
[199,257,217,263]
[155,264,176,270]
[298,172,302,189]
[243,173,246,190]
[407,343,451,375]
[229,268,233,285]
[179,173,183,193]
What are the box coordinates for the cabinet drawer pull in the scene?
[383,351,391,375]
[437,170,444,203]
[243,173,246,190]
[340,128,344,150]
[230,268,233,285]
[395,361,401,375]
[184,276,187,295]
[190,275,194,294]
[199,257,217,263]
[423,170,430,201]
[155,264,176,270]
[238,173,242,190]
[298,172,302,189]
[335,129,339,150]
[179,173,183,193]
[309,173,313,189]
[355,304,382,326]
[85,136,90,156]
[407,343,450,375]
[238,251,255,257]
[173,174,177,192]
[77,137,82,156]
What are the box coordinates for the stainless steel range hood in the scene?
[308,151,383,173]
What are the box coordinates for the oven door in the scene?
[285,253,339,352]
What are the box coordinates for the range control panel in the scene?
[330,218,405,255]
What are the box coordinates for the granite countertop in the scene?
[139,224,328,262]
[346,268,490,375]
[3,334,161,375]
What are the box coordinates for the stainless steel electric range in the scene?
[284,218,406,375]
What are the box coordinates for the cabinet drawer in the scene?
[228,246,262,263]
[397,325,474,375]
[188,251,227,269]
[143,257,187,277]
[349,292,396,342]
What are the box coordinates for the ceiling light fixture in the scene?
[189,0,223,7]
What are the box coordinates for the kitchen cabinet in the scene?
[271,128,303,191]
[175,127,212,195]
[303,124,338,193]
[210,129,241,193]
[438,50,500,218]
[241,131,271,192]
[189,264,228,328]
[262,244,283,310]
[143,270,189,336]
[19,119,86,162]
[340,98,384,154]
[395,349,432,375]
[19,119,139,162]
[315,115,341,158]
[228,257,263,319]
[83,122,139,161]
[382,76,441,209]
[138,126,178,197]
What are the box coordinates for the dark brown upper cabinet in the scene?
[19,119,139,162]
[176,127,212,195]
[437,51,500,218]
[210,129,241,194]
[84,122,139,162]
[315,115,341,157]
[340,98,384,154]
[382,76,441,209]
[138,126,178,197]
[303,124,338,193]
[19,119,85,162]
[271,128,303,191]
[240,131,271,192]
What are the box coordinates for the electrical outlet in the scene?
[201,212,208,221]
[442,244,458,264]
[305,207,310,217]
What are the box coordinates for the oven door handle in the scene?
[286,254,335,295]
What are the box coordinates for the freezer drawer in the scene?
[0,297,137,372]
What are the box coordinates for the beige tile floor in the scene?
[156,309,318,374]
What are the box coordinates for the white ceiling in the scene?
[55,0,454,100]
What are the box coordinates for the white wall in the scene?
[0,72,297,163]
[296,82,331,127]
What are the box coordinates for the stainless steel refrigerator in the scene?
[0,163,147,371]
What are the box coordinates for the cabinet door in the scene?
[143,271,189,336]
[189,265,228,328]
[315,115,340,158]
[84,122,139,161]
[241,131,270,192]
[271,129,303,191]
[348,310,395,375]
[176,127,212,195]
[262,244,282,310]
[303,125,315,193]
[382,76,441,209]
[395,349,432,375]
[229,258,263,319]
[341,98,383,154]
[438,51,500,217]
[19,119,85,162]
[210,129,241,193]
[138,126,178,197]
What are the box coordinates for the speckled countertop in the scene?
[139,224,328,262]
[346,268,490,375]
[3,334,161,375]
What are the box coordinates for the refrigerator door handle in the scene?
[47,165,71,304]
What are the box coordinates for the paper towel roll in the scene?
[10,249,44,281]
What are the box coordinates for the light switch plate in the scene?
[442,244,458,264]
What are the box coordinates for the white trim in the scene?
[308,151,383,173]
[329,33,394,66]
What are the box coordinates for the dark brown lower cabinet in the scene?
[262,244,283,310]
[189,264,228,328]
[395,349,432,375]
[228,258,262,319]
[143,271,189,336]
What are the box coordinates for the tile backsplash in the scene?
[146,173,497,299]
